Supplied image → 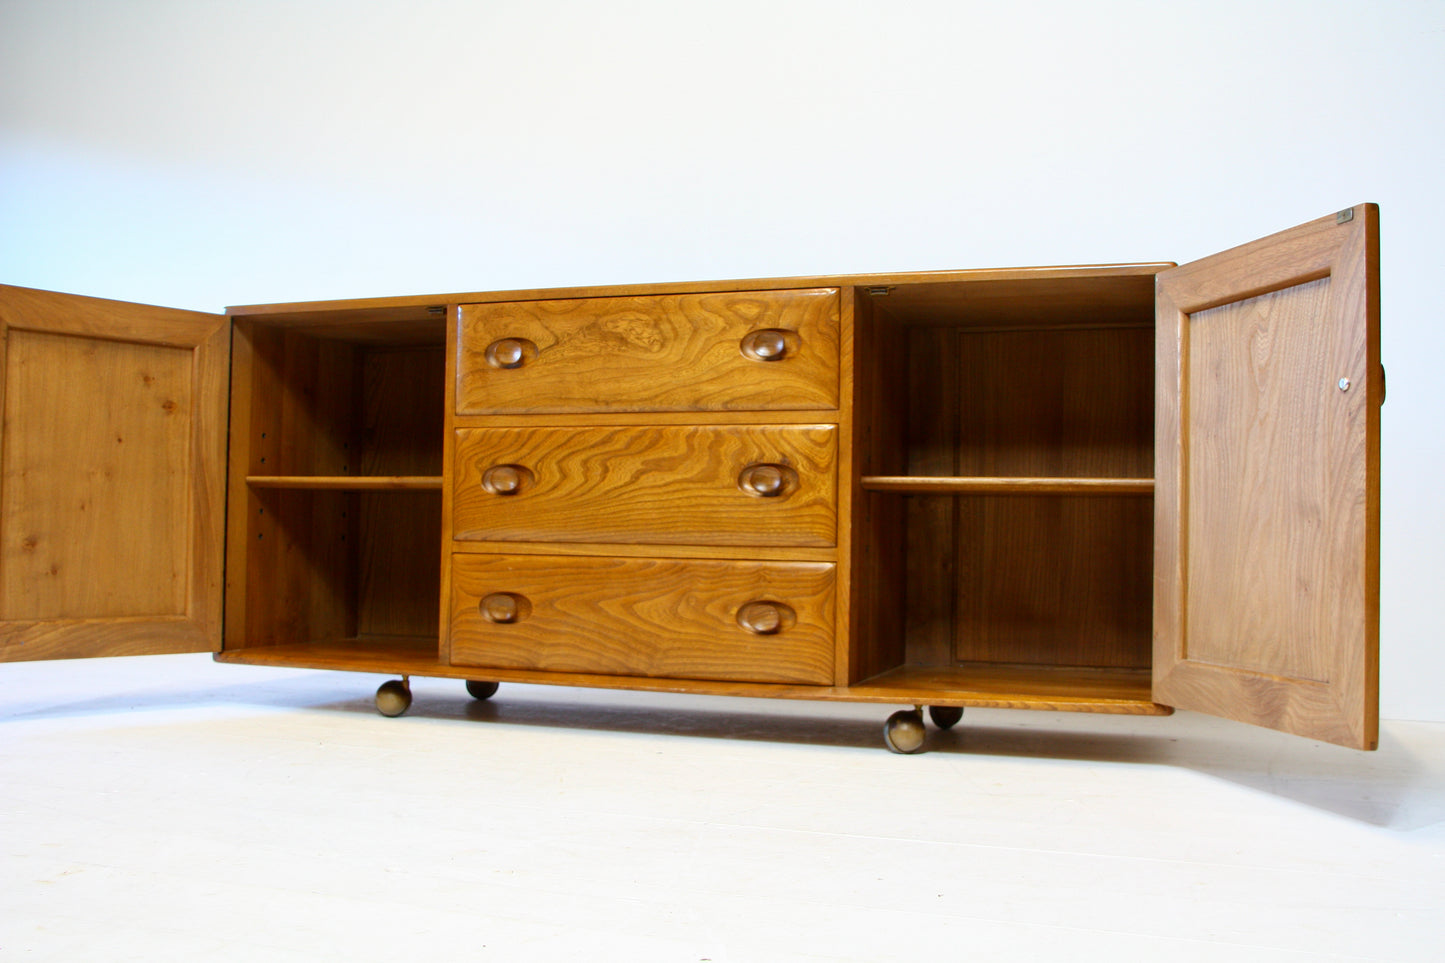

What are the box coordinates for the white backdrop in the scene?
[2,0,1441,723]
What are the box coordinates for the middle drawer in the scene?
[452,424,837,547]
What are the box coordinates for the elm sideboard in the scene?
[0,205,1381,752]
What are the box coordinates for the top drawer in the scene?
[456,288,839,415]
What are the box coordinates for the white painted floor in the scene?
[2,655,1442,961]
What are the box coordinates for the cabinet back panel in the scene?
[240,328,444,478]
[244,488,356,646]
[359,346,445,476]
[357,490,441,638]
[906,325,1155,479]
[946,494,1152,668]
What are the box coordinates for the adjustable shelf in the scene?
[861,476,1154,496]
[247,475,443,491]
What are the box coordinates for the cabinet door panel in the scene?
[1154,206,1379,748]
[0,286,229,661]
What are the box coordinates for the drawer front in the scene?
[452,424,837,547]
[449,554,835,684]
[456,289,839,414]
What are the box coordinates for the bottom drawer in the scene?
[449,554,835,685]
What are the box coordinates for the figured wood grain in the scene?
[452,424,838,548]
[0,285,228,661]
[456,289,840,414]
[1155,205,1380,749]
[450,554,835,684]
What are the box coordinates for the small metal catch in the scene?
[427,305,445,315]
[1338,377,1352,392]
[1336,208,1354,225]
[867,286,893,296]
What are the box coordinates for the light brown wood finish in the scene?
[0,286,228,661]
[224,323,445,652]
[456,289,840,414]
[851,280,1158,680]
[230,264,1172,320]
[246,476,442,490]
[1154,205,1380,749]
[216,638,1166,713]
[862,476,1154,495]
[450,554,836,685]
[452,424,838,548]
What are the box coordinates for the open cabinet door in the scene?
[1154,206,1380,749]
[0,286,229,661]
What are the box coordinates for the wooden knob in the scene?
[737,600,794,635]
[740,329,790,362]
[485,337,535,369]
[479,592,529,623]
[482,464,532,495]
[738,463,795,497]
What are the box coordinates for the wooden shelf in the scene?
[860,476,1154,496]
[246,475,443,491]
[216,636,442,672]
[849,665,1169,714]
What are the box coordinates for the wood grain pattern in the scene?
[452,424,837,548]
[852,300,1157,676]
[904,326,959,669]
[952,495,1154,668]
[846,287,909,684]
[456,289,839,414]
[246,476,442,490]
[862,476,1154,495]
[230,264,1171,320]
[0,286,228,661]
[215,638,1167,713]
[224,325,445,651]
[450,553,835,684]
[1155,205,1379,749]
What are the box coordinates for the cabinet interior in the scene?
[224,314,447,655]
[852,273,1160,705]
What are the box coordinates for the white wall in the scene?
[2,0,1441,723]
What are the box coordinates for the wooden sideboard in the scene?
[0,205,1381,752]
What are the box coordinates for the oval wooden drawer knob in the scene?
[482,464,532,495]
[479,592,531,624]
[485,337,536,369]
[737,600,795,635]
[740,329,790,362]
[738,463,796,497]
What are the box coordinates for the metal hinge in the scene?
[1336,208,1354,225]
